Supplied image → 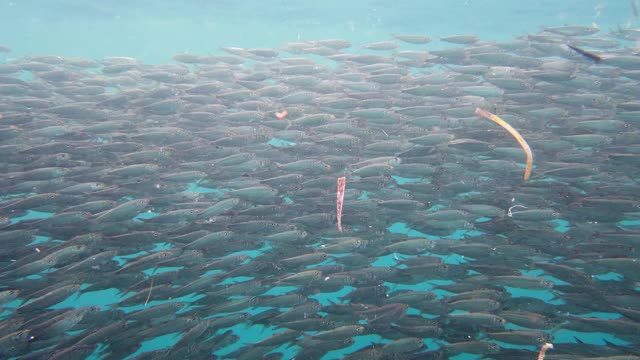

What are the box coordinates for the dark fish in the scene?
[567,44,603,63]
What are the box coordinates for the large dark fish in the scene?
[567,43,603,62]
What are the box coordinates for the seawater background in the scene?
[0,1,637,359]
[0,0,636,63]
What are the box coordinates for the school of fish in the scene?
[1,24,640,359]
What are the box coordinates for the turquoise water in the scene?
[2,1,640,359]
[0,1,635,63]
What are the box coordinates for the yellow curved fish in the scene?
[475,108,533,181]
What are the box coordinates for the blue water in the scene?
[0,0,635,63]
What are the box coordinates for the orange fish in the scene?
[537,343,553,360]
[275,110,288,120]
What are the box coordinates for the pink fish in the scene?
[336,177,346,232]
